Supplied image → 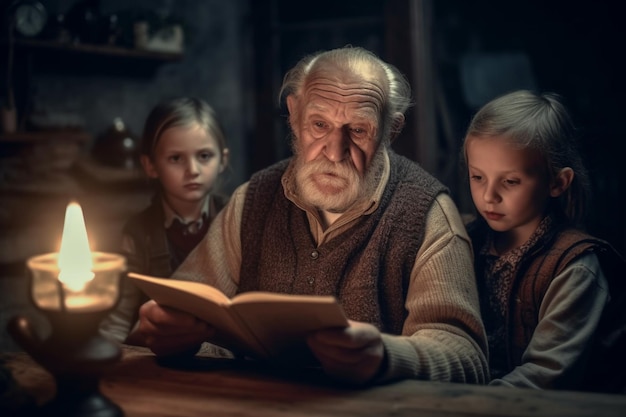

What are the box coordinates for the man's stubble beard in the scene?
[292,134,386,213]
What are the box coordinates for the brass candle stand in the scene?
[7,250,126,417]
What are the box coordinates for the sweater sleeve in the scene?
[490,253,609,389]
[378,193,490,384]
[172,183,248,297]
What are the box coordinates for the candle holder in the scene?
[7,251,126,417]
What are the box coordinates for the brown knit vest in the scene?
[512,229,619,362]
[238,151,448,334]
[513,229,626,392]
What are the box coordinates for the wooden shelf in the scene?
[278,16,383,32]
[6,38,182,77]
[0,130,91,143]
[13,38,183,62]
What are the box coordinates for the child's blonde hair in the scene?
[463,90,590,227]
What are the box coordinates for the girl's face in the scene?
[142,124,228,207]
[465,135,554,250]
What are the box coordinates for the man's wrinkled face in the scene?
[289,73,386,213]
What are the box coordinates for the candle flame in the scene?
[58,202,94,291]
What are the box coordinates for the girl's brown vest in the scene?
[470,220,626,393]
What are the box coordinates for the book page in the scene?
[230,294,348,359]
[128,273,231,305]
[127,273,268,358]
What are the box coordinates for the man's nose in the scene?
[323,128,350,162]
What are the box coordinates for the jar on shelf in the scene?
[92,117,138,169]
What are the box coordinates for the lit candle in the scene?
[56,201,109,312]
[58,202,94,291]
[27,202,125,313]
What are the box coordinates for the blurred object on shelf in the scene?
[105,13,122,46]
[134,23,184,53]
[91,117,139,170]
[42,12,72,43]
[64,0,106,44]
[10,0,49,39]
[133,21,148,49]
[132,4,185,53]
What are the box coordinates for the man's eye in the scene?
[349,127,369,141]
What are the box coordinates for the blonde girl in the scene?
[463,90,623,392]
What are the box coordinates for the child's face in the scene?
[143,124,227,206]
[465,135,553,247]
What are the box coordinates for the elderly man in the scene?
[134,46,489,385]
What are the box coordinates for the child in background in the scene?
[100,97,230,344]
[463,90,624,392]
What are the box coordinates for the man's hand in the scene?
[137,300,215,357]
[307,320,386,385]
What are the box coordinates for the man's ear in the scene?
[550,167,574,197]
[286,95,299,128]
[140,155,158,179]
[286,95,296,114]
[389,112,405,143]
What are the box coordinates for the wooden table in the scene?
[3,345,626,417]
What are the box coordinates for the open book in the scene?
[127,272,349,361]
